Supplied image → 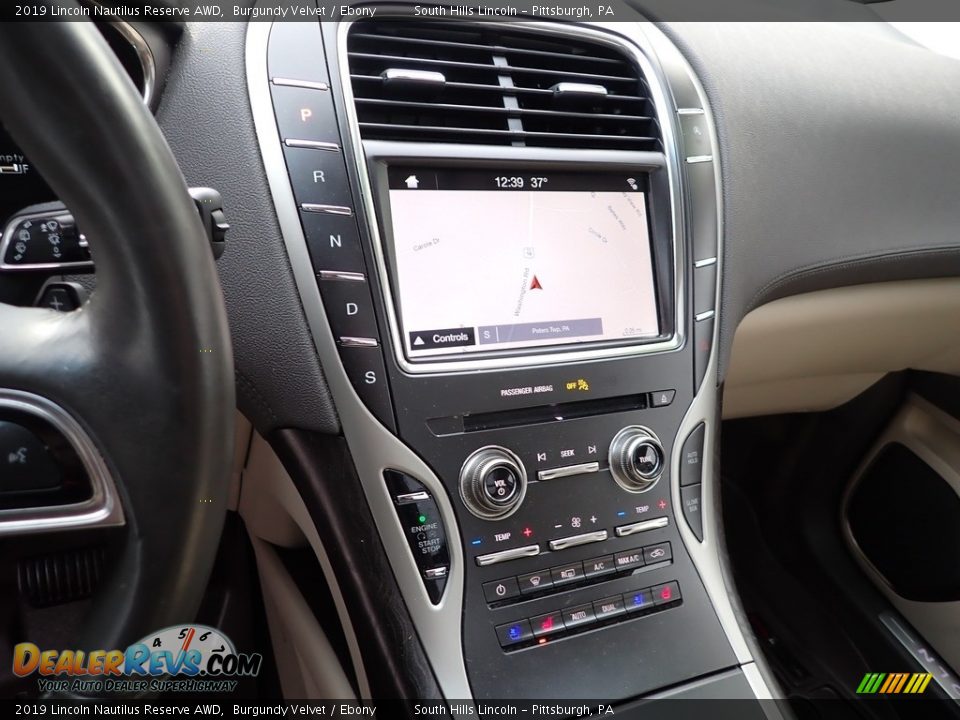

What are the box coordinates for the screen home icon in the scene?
[405,175,420,189]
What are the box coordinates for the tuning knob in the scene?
[608,426,665,493]
[459,446,528,520]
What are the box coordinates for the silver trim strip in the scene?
[394,491,429,504]
[382,68,445,85]
[694,257,718,268]
[0,389,124,535]
[301,203,353,216]
[339,24,686,376]
[424,567,448,579]
[615,516,669,537]
[107,18,157,107]
[552,82,608,96]
[284,138,341,152]
[695,309,716,322]
[475,544,541,567]
[676,107,705,116]
[537,461,600,482]
[339,336,379,348]
[318,270,365,282]
[548,530,608,551]
[247,21,471,699]
[880,612,960,699]
[272,77,330,91]
[686,155,714,164]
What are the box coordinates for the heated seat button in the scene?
[593,595,627,621]
[483,578,521,603]
[318,276,379,339]
[496,619,533,648]
[283,146,353,207]
[614,549,645,572]
[517,569,553,594]
[583,554,616,579]
[562,603,596,630]
[0,422,61,493]
[550,561,585,586]
[272,85,340,145]
[623,588,655,613]
[530,611,564,637]
[302,212,365,273]
[643,542,672,565]
[338,345,395,432]
[681,484,704,542]
[651,581,682,606]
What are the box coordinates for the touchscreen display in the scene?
[386,168,661,359]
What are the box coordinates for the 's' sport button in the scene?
[409,327,476,350]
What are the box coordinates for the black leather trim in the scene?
[157,20,340,435]
[268,428,443,702]
[0,15,234,652]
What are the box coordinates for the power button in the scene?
[483,577,521,603]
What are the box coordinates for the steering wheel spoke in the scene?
[0,13,234,655]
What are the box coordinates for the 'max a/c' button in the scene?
[614,549,644,572]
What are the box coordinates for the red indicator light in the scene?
[522,527,534,538]
[538,638,547,645]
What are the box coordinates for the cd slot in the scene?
[428,393,649,435]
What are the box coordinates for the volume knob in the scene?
[459,446,528,520]
[609,426,665,493]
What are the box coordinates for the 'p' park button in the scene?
[409,327,477,350]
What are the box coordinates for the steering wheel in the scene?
[0,16,234,654]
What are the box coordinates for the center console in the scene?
[248,11,769,703]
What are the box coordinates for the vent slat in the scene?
[359,123,657,144]
[348,51,637,84]
[355,97,654,124]
[349,33,628,67]
[351,75,649,103]
[347,21,662,152]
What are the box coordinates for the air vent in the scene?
[347,21,661,150]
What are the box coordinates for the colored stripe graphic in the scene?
[858,672,932,694]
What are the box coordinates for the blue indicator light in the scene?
[471,538,483,546]
[508,625,522,640]
[617,510,627,517]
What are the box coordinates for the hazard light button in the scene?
[409,327,477,351]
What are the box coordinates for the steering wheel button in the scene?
[0,421,60,493]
